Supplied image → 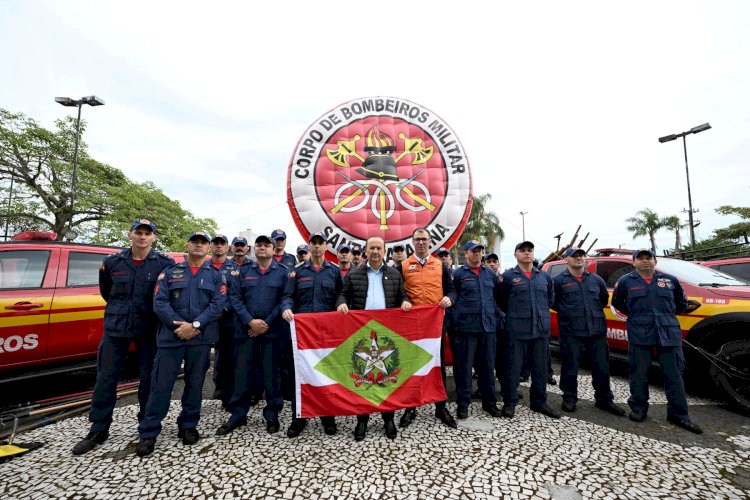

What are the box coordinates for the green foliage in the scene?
[625,208,666,251]
[86,181,217,252]
[712,205,750,241]
[0,108,214,249]
[716,205,750,219]
[458,193,504,258]
[661,215,684,252]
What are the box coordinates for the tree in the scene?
[86,181,217,252]
[625,208,665,252]
[662,215,685,252]
[456,193,504,261]
[713,205,750,241]
[0,108,130,238]
[0,108,215,250]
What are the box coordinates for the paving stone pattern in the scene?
[2,370,749,499]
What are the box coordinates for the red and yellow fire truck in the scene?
[0,232,120,380]
[542,248,750,413]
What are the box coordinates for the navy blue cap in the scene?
[271,229,287,240]
[337,244,351,253]
[308,232,326,243]
[297,244,309,253]
[514,241,534,251]
[563,247,585,258]
[437,247,451,256]
[633,248,656,259]
[255,234,273,244]
[464,240,484,251]
[393,243,405,251]
[188,231,211,242]
[211,233,228,243]
[231,236,248,246]
[351,244,362,254]
[485,252,499,261]
[131,218,157,232]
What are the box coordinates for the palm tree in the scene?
[662,215,685,252]
[625,208,665,252]
[458,193,504,255]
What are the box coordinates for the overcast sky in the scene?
[2,1,748,265]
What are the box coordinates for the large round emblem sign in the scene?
[288,97,472,259]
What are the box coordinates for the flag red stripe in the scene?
[299,366,446,418]
[295,304,442,350]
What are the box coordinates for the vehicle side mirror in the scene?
[685,299,701,313]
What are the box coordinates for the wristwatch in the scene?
[192,320,201,330]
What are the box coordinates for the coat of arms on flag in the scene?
[290,304,447,418]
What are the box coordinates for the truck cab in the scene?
[0,232,121,377]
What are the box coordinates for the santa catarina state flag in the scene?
[291,304,447,418]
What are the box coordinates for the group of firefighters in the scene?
[71,218,703,458]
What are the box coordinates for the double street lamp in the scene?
[55,95,105,240]
[658,122,711,256]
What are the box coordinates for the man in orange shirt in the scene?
[398,228,457,429]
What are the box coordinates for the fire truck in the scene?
[0,230,213,382]
[0,232,122,381]
[542,248,750,413]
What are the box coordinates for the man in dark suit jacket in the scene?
[336,236,412,441]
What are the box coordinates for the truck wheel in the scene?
[711,340,750,414]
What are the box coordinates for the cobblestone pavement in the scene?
[2,364,749,499]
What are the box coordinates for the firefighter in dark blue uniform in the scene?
[498,241,560,419]
[611,249,702,434]
[437,247,457,357]
[296,244,310,263]
[72,219,174,456]
[452,241,503,418]
[520,258,556,385]
[551,248,625,416]
[271,229,298,267]
[209,234,240,407]
[281,232,344,438]
[350,243,364,268]
[231,235,263,403]
[135,231,227,457]
[270,228,296,400]
[484,252,510,398]
[216,234,289,435]
[230,236,251,266]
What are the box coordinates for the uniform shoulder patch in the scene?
[157,272,166,280]
[220,284,227,295]
[288,271,296,279]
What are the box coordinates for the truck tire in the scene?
[711,340,750,415]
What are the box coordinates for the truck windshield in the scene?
[657,258,749,286]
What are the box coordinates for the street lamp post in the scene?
[3,178,13,241]
[55,95,105,240]
[658,122,711,258]
[519,211,528,240]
